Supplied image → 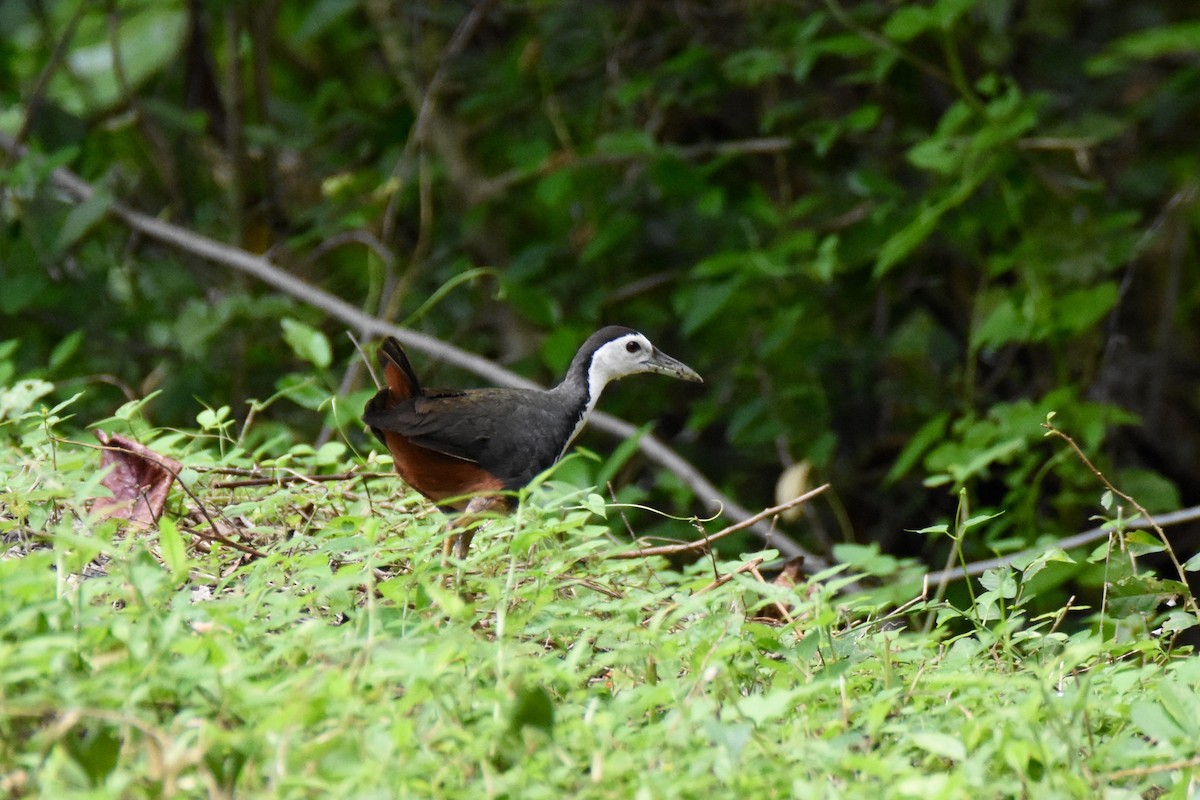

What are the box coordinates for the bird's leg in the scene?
[443,494,508,562]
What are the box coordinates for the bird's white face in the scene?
[588,333,657,388]
[586,332,703,397]
[560,329,702,459]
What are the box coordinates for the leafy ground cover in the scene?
[2,391,1200,799]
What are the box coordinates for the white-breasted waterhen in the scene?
[362,326,702,558]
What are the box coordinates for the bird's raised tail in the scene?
[379,337,421,400]
[364,337,422,446]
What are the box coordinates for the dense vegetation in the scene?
[3,0,1200,795]
[2,403,1200,797]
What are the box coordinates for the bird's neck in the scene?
[552,358,609,457]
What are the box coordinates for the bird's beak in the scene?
[644,349,703,383]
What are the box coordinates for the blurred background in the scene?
[2,0,1198,591]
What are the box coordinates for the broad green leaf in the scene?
[929,0,974,29]
[1121,530,1165,557]
[1129,700,1187,743]
[54,190,112,254]
[909,732,966,762]
[49,330,85,371]
[0,379,54,421]
[1087,20,1200,75]
[886,412,950,484]
[679,280,742,336]
[979,567,1017,598]
[723,48,787,85]
[52,4,187,115]
[874,166,991,277]
[1053,284,1119,337]
[884,6,933,42]
[281,318,332,369]
[583,493,607,518]
[158,516,188,579]
[832,542,899,576]
[1108,575,1189,617]
[508,684,555,734]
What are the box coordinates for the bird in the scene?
[362,326,703,558]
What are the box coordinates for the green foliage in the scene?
[1,401,1199,797]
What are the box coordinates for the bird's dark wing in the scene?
[362,388,578,487]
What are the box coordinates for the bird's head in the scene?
[580,326,703,394]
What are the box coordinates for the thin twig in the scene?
[608,485,828,560]
[1107,755,1200,780]
[181,518,265,559]
[211,470,390,489]
[657,557,766,619]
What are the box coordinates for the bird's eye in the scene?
[626,341,641,353]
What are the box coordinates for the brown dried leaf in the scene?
[93,430,182,525]
[772,556,807,589]
[752,557,809,623]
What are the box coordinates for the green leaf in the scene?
[275,374,331,410]
[583,493,607,518]
[723,48,787,85]
[64,724,121,784]
[281,318,332,369]
[884,6,933,42]
[55,190,112,254]
[49,330,85,371]
[1108,575,1189,617]
[874,166,991,277]
[1087,20,1200,75]
[886,412,950,484]
[508,684,555,735]
[1160,611,1199,634]
[909,731,966,762]
[52,4,188,115]
[929,0,974,30]
[0,379,54,421]
[1114,469,1180,513]
[961,510,1005,531]
[679,280,742,336]
[1129,700,1187,743]
[831,542,899,576]
[979,567,1017,598]
[196,406,231,431]
[158,516,188,579]
[1019,548,1076,582]
[811,234,840,282]
[908,523,950,536]
[1053,284,1119,337]
[1121,530,1165,557]
[736,689,803,725]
